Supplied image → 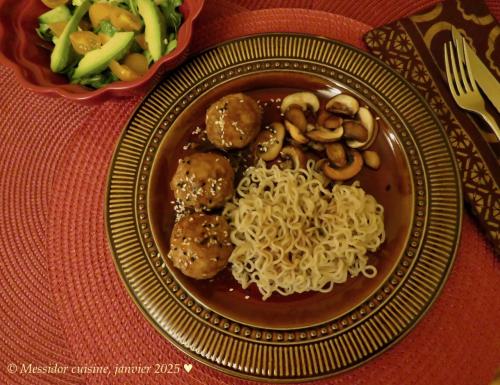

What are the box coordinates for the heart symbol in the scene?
[183,364,193,373]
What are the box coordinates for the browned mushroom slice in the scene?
[343,120,368,141]
[360,119,379,149]
[281,146,307,169]
[285,120,309,144]
[284,106,307,132]
[316,110,343,129]
[316,109,331,126]
[323,116,343,129]
[325,94,359,116]
[322,150,364,181]
[280,92,320,114]
[315,158,328,171]
[363,150,381,169]
[254,122,286,161]
[346,107,377,149]
[325,143,347,168]
[314,158,331,186]
[308,141,325,152]
[306,126,343,142]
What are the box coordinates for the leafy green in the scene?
[94,0,138,13]
[144,50,154,65]
[71,70,119,88]
[128,39,143,53]
[95,20,117,36]
[36,24,53,41]
[157,0,183,33]
[165,39,176,54]
[128,0,138,15]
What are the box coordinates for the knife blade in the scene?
[451,26,500,113]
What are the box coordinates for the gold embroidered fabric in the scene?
[365,0,499,255]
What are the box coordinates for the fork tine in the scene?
[444,43,458,97]
[455,38,471,92]
[462,37,478,92]
[448,42,464,95]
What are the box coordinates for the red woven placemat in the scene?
[1,2,499,385]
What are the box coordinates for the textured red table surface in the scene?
[0,1,499,385]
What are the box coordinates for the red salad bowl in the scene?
[0,0,204,102]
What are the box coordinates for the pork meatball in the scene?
[168,213,233,279]
[206,93,262,149]
[170,152,234,210]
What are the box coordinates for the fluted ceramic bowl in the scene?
[0,0,204,102]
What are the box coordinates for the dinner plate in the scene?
[105,33,462,382]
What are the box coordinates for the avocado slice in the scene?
[39,5,71,24]
[137,0,165,61]
[50,0,91,73]
[72,31,135,79]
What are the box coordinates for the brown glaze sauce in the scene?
[149,72,413,329]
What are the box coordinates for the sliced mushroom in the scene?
[325,94,359,116]
[308,141,325,152]
[254,122,286,161]
[281,92,320,114]
[346,107,377,149]
[284,106,307,132]
[325,143,347,167]
[281,146,307,169]
[363,150,381,169]
[317,110,330,126]
[285,120,309,144]
[322,150,364,181]
[314,158,331,186]
[362,119,379,149]
[316,110,343,129]
[315,158,328,172]
[343,120,368,141]
[306,126,344,143]
[323,116,343,129]
[359,107,374,132]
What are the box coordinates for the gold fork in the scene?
[444,38,500,141]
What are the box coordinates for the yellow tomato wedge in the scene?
[134,34,148,51]
[41,0,68,8]
[88,3,114,29]
[123,53,148,75]
[109,60,141,82]
[110,8,142,31]
[69,31,101,55]
[48,21,67,37]
[97,32,112,45]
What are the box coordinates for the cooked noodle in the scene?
[223,160,385,300]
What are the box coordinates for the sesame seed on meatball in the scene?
[206,93,262,149]
[168,213,233,279]
[170,152,234,211]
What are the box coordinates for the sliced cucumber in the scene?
[137,0,165,61]
[72,31,135,79]
[39,5,71,24]
[50,0,91,72]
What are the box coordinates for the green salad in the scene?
[36,0,183,88]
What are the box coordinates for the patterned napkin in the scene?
[364,0,499,255]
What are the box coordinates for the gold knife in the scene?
[451,26,500,113]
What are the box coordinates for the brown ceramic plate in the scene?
[106,34,462,382]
